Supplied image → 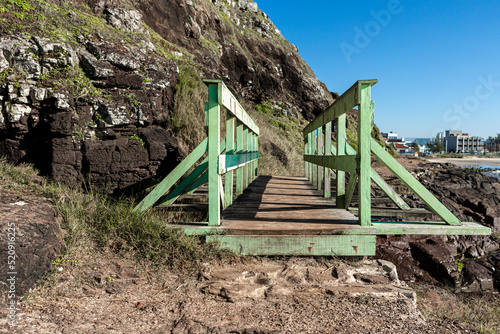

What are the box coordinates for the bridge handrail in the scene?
[134,79,259,227]
[303,80,462,227]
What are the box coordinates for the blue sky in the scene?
[256,0,500,140]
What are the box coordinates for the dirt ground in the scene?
[0,256,475,334]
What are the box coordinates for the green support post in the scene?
[224,112,235,208]
[324,121,332,198]
[207,83,221,226]
[305,134,309,179]
[358,84,372,226]
[235,120,244,196]
[253,133,258,179]
[307,132,312,182]
[250,133,253,181]
[255,134,259,177]
[336,114,346,208]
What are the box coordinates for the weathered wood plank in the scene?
[348,207,433,218]
[348,221,491,236]
[207,235,377,256]
[304,154,357,174]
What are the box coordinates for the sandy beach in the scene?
[426,157,500,166]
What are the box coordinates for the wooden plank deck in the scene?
[221,175,359,234]
[215,175,490,236]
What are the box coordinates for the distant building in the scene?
[438,130,484,153]
[390,142,410,154]
[381,132,399,141]
[413,138,432,154]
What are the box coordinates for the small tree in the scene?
[430,135,444,153]
[411,141,420,154]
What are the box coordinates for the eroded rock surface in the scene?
[0,0,333,193]
[0,35,182,193]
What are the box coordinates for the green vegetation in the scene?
[129,134,145,148]
[168,65,208,152]
[0,0,189,64]
[0,157,228,274]
[429,135,445,153]
[38,66,104,100]
[251,100,306,176]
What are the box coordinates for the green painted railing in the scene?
[303,80,461,227]
[134,79,259,226]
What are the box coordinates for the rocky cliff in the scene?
[0,0,333,192]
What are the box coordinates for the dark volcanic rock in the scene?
[409,237,460,288]
[416,163,500,232]
[375,161,500,292]
[461,261,493,292]
[0,191,65,306]
[0,35,181,193]
[376,236,423,282]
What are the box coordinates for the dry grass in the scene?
[167,65,208,153]
[246,101,306,177]
[416,286,500,334]
[0,157,230,275]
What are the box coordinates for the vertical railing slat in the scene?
[312,129,317,186]
[208,83,221,226]
[336,114,346,208]
[317,125,323,192]
[235,120,244,196]
[324,121,332,198]
[224,112,235,208]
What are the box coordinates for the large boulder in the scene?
[0,191,65,307]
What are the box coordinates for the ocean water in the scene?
[459,164,500,179]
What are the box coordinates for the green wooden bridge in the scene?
[134,79,490,256]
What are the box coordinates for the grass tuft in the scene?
[0,157,229,273]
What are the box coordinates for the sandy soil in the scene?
[426,157,500,166]
[0,256,473,334]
